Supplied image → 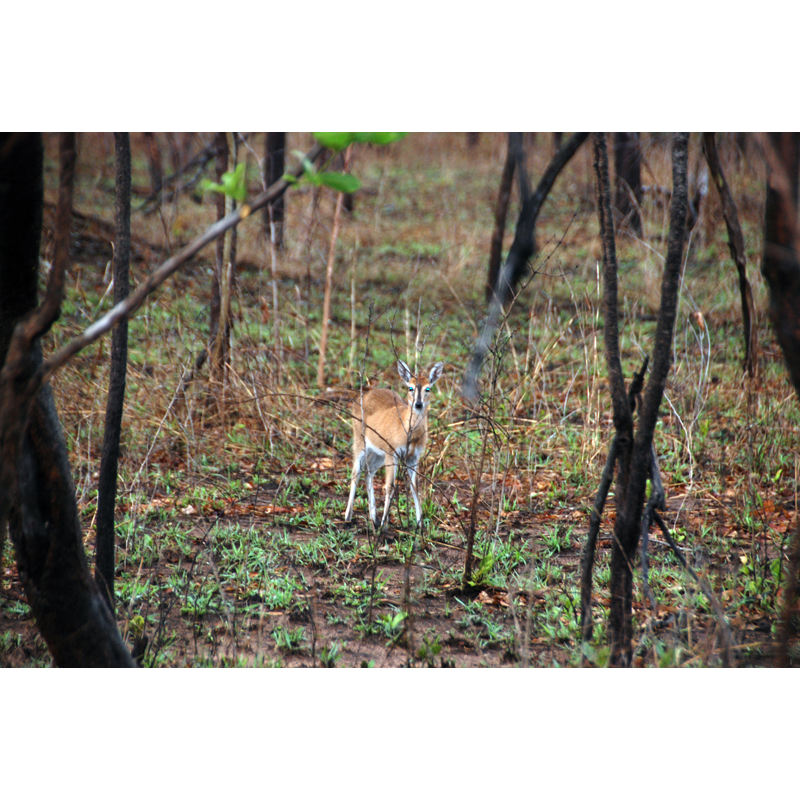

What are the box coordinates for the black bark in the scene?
[264,132,286,248]
[94,133,131,613]
[759,132,800,666]
[702,132,758,377]
[761,132,800,396]
[463,132,589,401]
[591,132,689,666]
[0,133,134,666]
[613,132,642,234]
[486,133,526,303]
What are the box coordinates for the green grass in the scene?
[3,132,793,667]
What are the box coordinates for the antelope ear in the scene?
[397,360,413,383]
[429,362,444,384]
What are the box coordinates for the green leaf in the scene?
[312,132,355,151]
[201,162,247,203]
[316,171,361,193]
[313,132,407,150]
[222,163,247,203]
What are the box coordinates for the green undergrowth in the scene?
[1,133,796,667]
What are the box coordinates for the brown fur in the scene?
[344,361,443,528]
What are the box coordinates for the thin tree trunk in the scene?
[593,132,636,663]
[143,132,162,197]
[264,132,286,249]
[210,133,234,405]
[209,133,225,379]
[613,132,643,235]
[617,133,689,665]
[594,132,689,666]
[465,132,588,401]
[94,133,131,613]
[317,145,351,389]
[0,133,134,666]
[486,133,524,303]
[760,132,800,395]
[702,132,758,377]
[759,132,800,666]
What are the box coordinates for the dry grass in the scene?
[1,132,797,668]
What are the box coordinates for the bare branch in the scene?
[463,132,587,402]
[39,142,323,387]
[592,132,631,433]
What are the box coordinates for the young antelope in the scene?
[344,360,444,529]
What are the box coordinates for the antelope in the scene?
[344,360,444,529]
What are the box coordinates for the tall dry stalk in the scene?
[317,145,352,389]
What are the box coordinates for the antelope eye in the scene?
[408,386,414,392]
[425,387,431,392]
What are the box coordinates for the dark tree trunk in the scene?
[702,132,758,377]
[464,133,588,401]
[761,132,800,394]
[94,133,131,613]
[491,132,588,307]
[592,132,689,666]
[0,133,134,667]
[486,133,525,303]
[0,134,42,572]
[760,132,800,666]
[264,132,286,248]
[613,132,643,235]
[142,132,163,197]
[467,132,480,148]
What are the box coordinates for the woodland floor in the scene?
[1,132,799,667]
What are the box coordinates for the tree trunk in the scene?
[464,133,588,401]
[761,132,800,394]
[702,132,758,377]
[209,133,234,399]
[142,132,163,197]
[593,132,689,666]
[94,133,131,613]
[759,132,800,665]
[486,133,524,303]
[613,132,643,235]
[264,132,286,249]
[0,133,134,666]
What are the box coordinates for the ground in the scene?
[1,132,798,667]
